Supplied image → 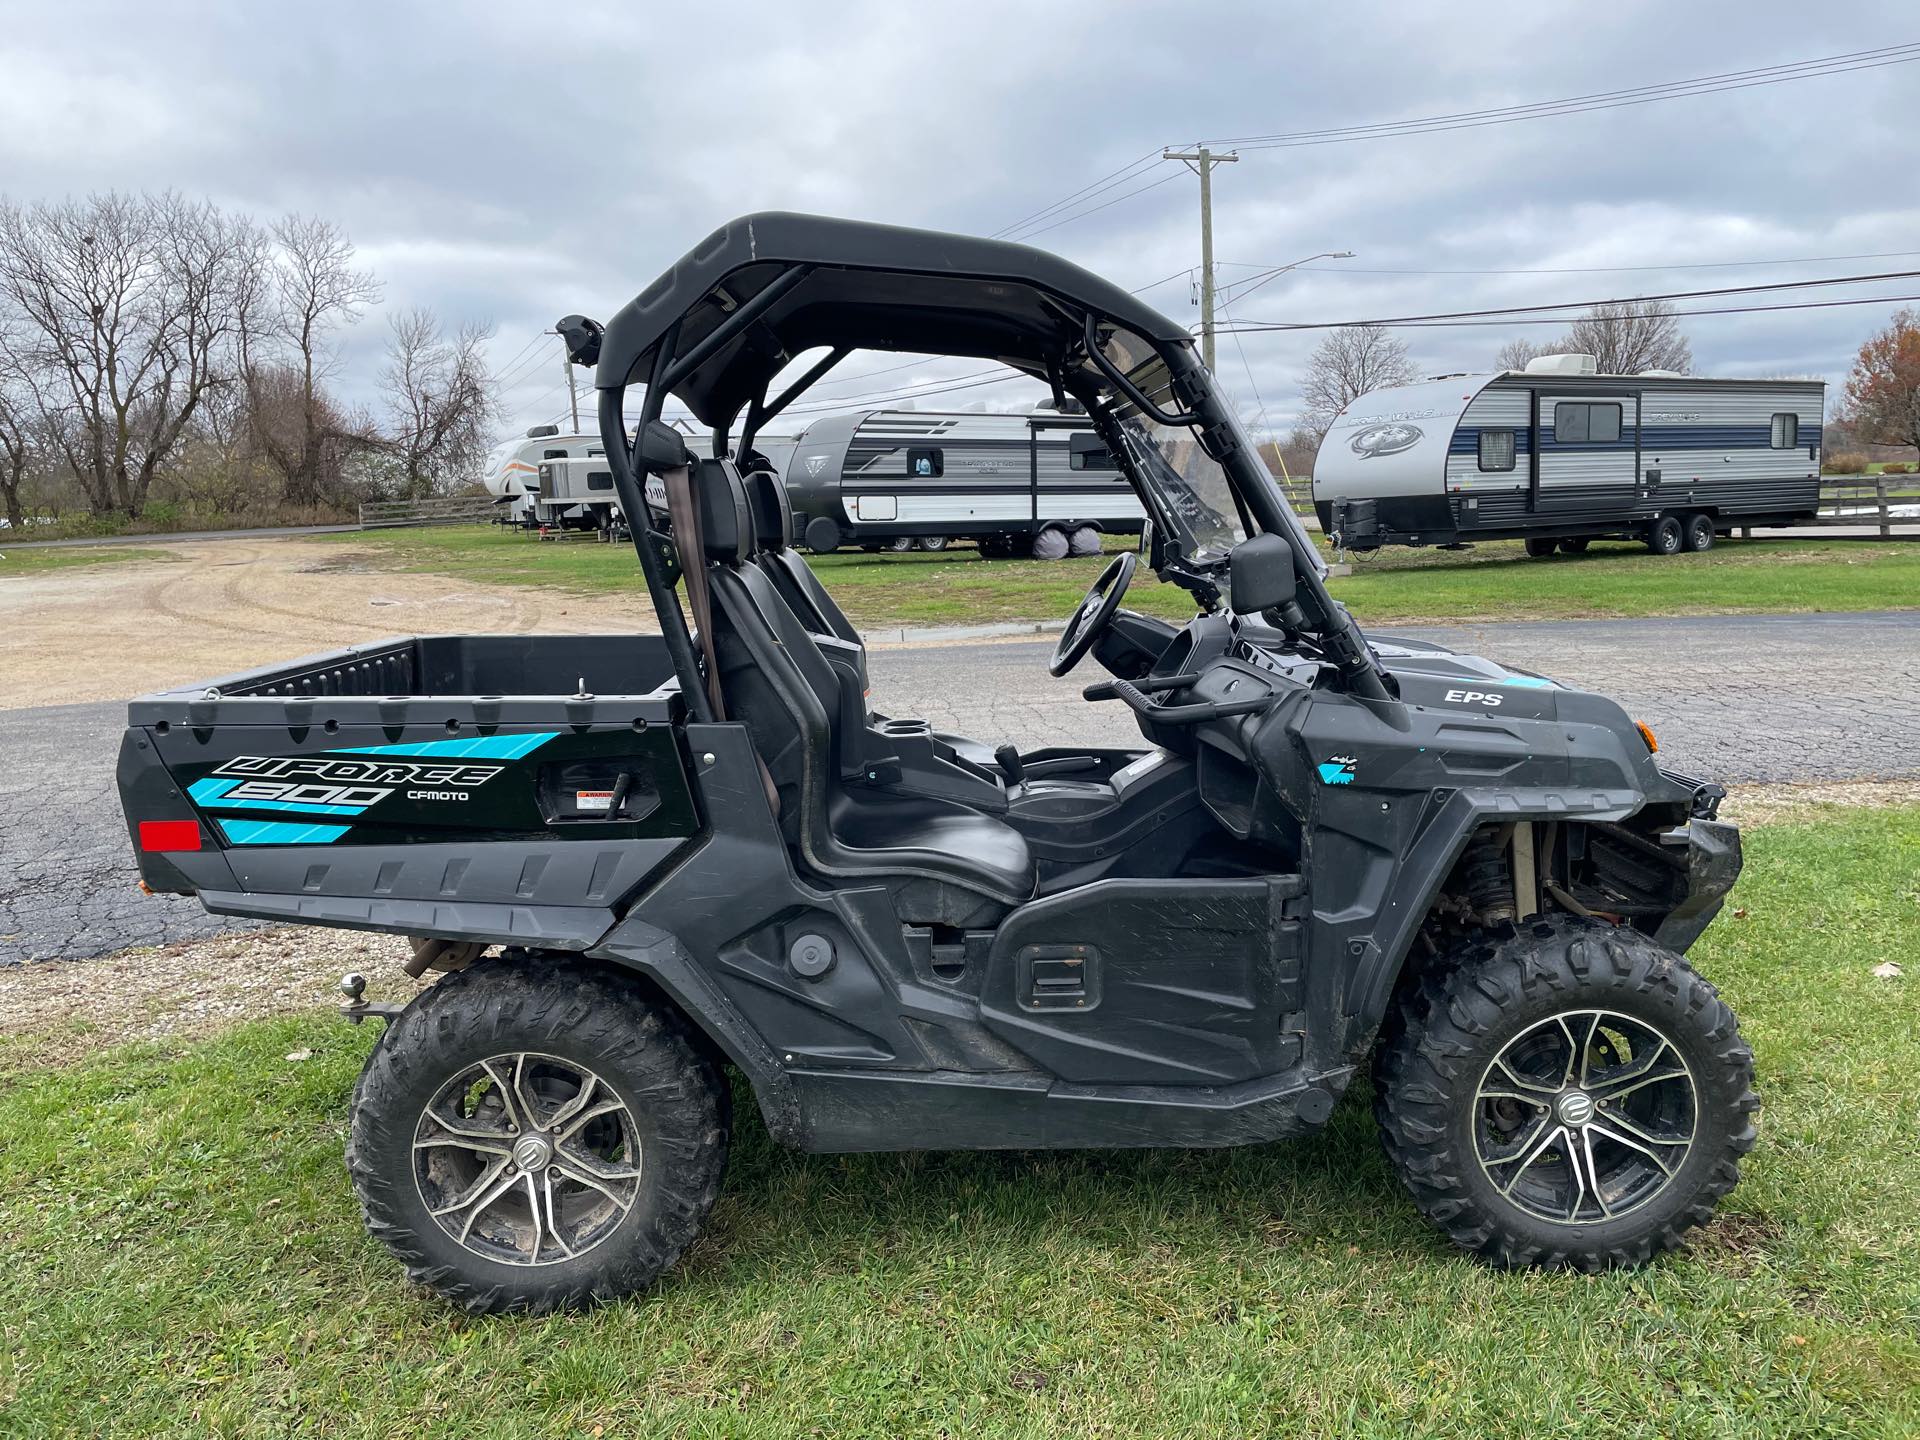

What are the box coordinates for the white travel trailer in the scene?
[1311,355,1824,556]
[781,408,1146,555]
[483,424,795,531]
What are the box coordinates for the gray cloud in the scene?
[3,0,1913,436]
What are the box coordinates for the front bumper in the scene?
[1652,814,1742,953]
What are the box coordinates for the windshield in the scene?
[1098,327,1321,570]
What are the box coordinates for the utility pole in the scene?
[1163,146,1238,372]
[560,330,581,431]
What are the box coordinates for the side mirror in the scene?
[1229,533,1298,615]
[634,420,693,474]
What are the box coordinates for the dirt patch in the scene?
[1720,779,1920,826]
[0,927,427,1069]
[0,536,658,710]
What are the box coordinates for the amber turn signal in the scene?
[1635,721,1659,753]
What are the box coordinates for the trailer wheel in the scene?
[348,955,729,1314]
[1646,515,1685,556]
[1558,537,1591,554]
[1524,538,1558,558]
[1374,916,1757,1270]
[1683,514,1716,552]
[803,517,842,554]
[917,535,950,552]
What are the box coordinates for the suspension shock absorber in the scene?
[1463,830,1515,926]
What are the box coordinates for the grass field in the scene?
[318,525,1920,629]
[3,807,1917,1438]
[0,545,162,579]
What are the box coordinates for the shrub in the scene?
[1879,461,1913,475]
[1824,452,1869,475]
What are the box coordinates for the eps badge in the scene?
[1445,688,1503,707]
[1317,755,1358,785]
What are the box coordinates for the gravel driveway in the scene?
[4,611,1917,964]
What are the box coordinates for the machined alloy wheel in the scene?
[413,1051,643,1267]
[918,534,950,551]
[1471,1009,1696,1225]
[1375,915,1757,1269]
[350,956,729,1313]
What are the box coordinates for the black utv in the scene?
[115,214,1755,1312]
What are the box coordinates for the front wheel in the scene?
[1374,916,1757,1269]
[348,956,730,1313]
[1683,514,1716,552]
[1524,537,1558,558]
[1647,515,1684,555]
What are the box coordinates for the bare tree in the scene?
[1297,322,1416,443]
[250,214,380,505]
[1493,336,1555,372]
[1562,300,1691,374]
[379,307,496,496]
[0,191,253,516]
[0,346,37,529]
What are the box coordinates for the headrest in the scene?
[691,459,754,565]
[743,468,792,551]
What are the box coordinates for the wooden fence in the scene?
[357,496,497,529]
[1806,475,1919,537]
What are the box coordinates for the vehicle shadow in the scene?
[682,1076,1448,1282]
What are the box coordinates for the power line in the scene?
[1205,43,1920,151]
[1220,267,1920,333]
[1217,247,1920,278]
[990,150,1167,239]
[1269,291,1920,330]
[1001,168,1185,243]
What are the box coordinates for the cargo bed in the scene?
[118,635,700,951]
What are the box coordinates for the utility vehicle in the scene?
[116,214,1755,1313]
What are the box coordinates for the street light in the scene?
[1217,250,1355,308]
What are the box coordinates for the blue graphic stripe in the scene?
[334,731,559,760]
[217,819,350,846]
[189,776,369,816]
[1453,423,1822,454]
[1500,674,1557,689]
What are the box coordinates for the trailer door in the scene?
[1534,393,1639,512]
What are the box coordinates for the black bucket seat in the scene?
[697,459,1034,926]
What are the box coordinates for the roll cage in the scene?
[559,211,1390,713]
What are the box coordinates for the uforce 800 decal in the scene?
[196,755,508,811]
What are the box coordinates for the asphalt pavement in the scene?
[4,611,1917,964]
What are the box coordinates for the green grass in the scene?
[4,809,1918,1438]
[319,526,1920,629]
[0,544,161,579]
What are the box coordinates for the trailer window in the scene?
[543,449,568,460]
[587,471,613,491]
[1770,413,1799,449]
[1553,402,1622,444]
[906,446,943,478]
[1477,429,1516,472]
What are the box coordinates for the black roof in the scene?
[594,212,1190,428]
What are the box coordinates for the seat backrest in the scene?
[743,467,861,646]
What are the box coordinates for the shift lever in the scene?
[994,744,1026,787]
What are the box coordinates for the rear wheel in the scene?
[1374,916,1757,1269]
[1558,537,1591,554]
[886,536,917,553]
[348,956,729,1313]
[1524,537,1559,558]
[917,535,950,551]
[1683,514,1716,552]
[1646,515,1684,556]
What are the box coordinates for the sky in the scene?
[2,0,1914,444]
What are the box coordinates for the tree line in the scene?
[1281,297,1919,471]
[0,191,498,529]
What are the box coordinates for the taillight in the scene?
[139,819,202,852]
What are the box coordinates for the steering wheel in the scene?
[1049,551,1136,677]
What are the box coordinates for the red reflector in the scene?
[139,819,202,853]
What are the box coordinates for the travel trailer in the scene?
[782,408,1146,555]
[1311,355,1824,555]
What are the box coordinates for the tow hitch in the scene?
[337,972,403,1025]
